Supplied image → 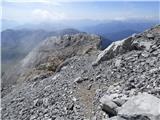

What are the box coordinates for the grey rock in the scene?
[92,34,149,65]
[2,33,101,96]
[107,116,125,120]
[87,84,92,90]
[34,99,43,107]
[146,33,154,39]
[2,25,160,120]
[100,95,118,117]
[74,77,84,83]
[112,98,127,107]
[118,93,160,120]
[55,116,65,120]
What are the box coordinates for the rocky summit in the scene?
[2,25,160,120]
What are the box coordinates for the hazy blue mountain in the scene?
[15,22,68,31]
[1,19,21,31]
[11,20,101,31]
[101,29,139,41]
[1,28,80,72]
[82,20,159,41]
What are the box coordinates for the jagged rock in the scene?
[118,93,160,120]
[34,99,43,107]
[93,28,159,66]
[74,77,86,83]
[114,58,121,67]
[87,84,92,90]
[67,102,74,110]
[92,36,142,65]
[100,95,118,117]
[141,52,149,58]
[146,33,154,39]
[93,111,109,120]
[112,98,127,107]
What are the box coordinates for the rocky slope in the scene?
[2,33,101,97]
[1,28,80,73]
[2,25,160,120]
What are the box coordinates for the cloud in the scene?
[31,9,66,21]
[113,15,159,21]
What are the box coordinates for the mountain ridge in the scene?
[1,28,81,72]
[2,25,160,120]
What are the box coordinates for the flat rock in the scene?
[118,93,160,120]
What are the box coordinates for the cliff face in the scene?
[2,25,160,120]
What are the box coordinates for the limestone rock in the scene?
[146,33,154,39]
[118,93,160,120]
[100,95,118,117]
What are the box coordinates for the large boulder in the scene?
[118,93,160,120]
[100,95,119,117]
[92,37,134,65]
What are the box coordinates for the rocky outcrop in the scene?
[118,93,160,120]
[92,28,157,65]
[1,25,160,120]
[99,95,118,117]
[2,33,101,97]
[99,93,160,120]
[20,33,101,70]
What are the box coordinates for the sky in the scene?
[1,0,160,24]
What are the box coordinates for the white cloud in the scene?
[31,9,66,21]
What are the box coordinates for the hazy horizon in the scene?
[2,0,159,24]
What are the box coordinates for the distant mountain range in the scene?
[1,19,21,31]
[1,19,159,72]
[82,20,159,41]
